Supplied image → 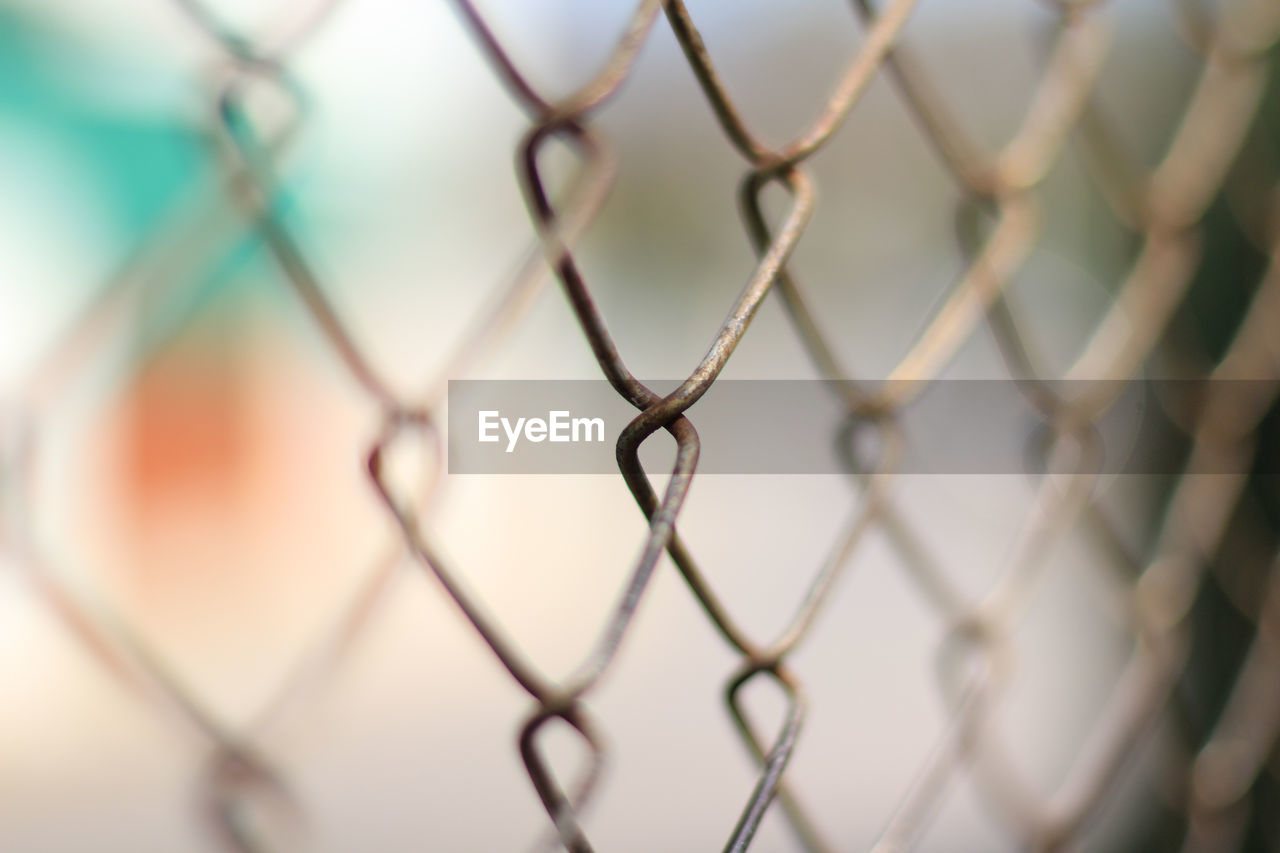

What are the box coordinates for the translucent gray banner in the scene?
[447,380,1278,475]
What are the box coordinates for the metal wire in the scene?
[3,0,1279,850]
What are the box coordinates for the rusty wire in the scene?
[2,0,1280,851]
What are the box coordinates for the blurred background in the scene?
[0,0,1277,851]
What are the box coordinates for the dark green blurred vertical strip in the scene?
[1129,42,1280,853]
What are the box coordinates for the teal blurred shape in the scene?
[0,8,310,339]
[0,7,204,238]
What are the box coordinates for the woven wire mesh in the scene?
[2,0,1279,851]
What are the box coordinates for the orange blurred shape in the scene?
[83,311,264,629]
[123,340,248,511]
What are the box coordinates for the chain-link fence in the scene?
[2,0,1279,851]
